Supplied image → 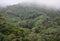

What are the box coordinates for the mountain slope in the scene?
[0,3,60,41]
[0,3,60,27]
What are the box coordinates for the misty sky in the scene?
[0,0,60,8]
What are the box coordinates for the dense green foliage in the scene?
[0,4,60,41]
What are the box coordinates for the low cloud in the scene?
[0,0,60,8]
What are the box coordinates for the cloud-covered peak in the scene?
[0,0,60,8]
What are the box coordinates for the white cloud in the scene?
[0,0,60,8]
[0,0,23,6]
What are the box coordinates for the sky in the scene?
[0,0,60,8]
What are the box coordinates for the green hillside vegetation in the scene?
[0,4,60,41]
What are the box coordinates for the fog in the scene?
[0,0,60,8]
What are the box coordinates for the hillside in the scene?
[0,3,60,41]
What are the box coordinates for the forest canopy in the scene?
[0,4,60,41]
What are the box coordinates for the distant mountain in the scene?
[1,3,58,19]
[0,3,60,27]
